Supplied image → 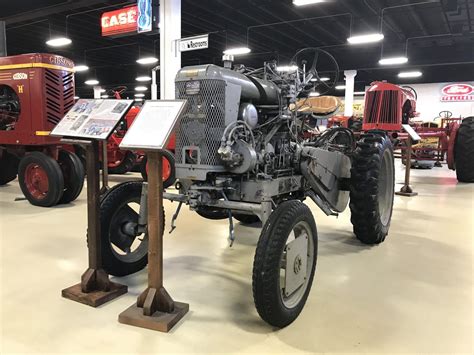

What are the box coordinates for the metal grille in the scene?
[175,79,226,166]
[44,69,75,126]
[364,90,401,125]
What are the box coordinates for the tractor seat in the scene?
[292,96,342,115]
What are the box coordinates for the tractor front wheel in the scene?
[140,150,176,188]
[58,150,85,204]
[0,151,19,185]
[252,200,318,328]
[454,117,474,182]
[18,152,64,207]
[350,133,395,244]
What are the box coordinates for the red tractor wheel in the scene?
[58,150,85,204]
[140,150,176,188]
[0,151,19,185]
[18,152,64,207]
[108,150,136,175]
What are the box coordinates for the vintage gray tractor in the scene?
[99,48,395,327]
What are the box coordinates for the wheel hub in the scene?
[284,233,308,297]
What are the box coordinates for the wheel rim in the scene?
[377,149,394,226]
[279,220,314,309]
[24,163,49,200]
[109,197,148,263]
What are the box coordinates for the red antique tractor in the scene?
[0,53,85,207]
[361,81,473,182]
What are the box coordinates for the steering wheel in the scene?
[439,110,452,118]
[401,85,418,100]
[289,47,340,95]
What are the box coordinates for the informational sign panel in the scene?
[120,100,187,150]
[179,34,209,52]
[51,99,133,140]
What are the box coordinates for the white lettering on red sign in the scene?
[101,6,137,36]
[440,83,474,102]
[13,73,28,80]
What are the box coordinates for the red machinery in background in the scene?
[0,53,85,207]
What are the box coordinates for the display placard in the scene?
[51,99,133,140]
[120,100,187,151]
[402,124,422,141]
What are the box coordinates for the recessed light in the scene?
[398,71,422,78]
[293,0,325,5]
[134,98,143,102]
[101,95,109,99]
[223,47,251,56]
[74,96,80,100]
[135,86,148,91]
[46,37,72,47]
[335,85,346,90]
[379,56,408,65]
[85,79,99,85]
[136,57,159,65]
[347,33,384,45]
[136,76,152,82]
[74,65,89,72]
[135,93,145,98]
[276,65,298,72]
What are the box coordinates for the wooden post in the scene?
[62,140,127,307]
[119,151,188,332]
[396,137,418,197]
[100,141,109,194]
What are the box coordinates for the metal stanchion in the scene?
[396,137,418,197]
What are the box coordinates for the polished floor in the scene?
[1,162,473,354]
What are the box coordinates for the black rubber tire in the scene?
[58,150,85,204]
[350,133,395,244]
[454,117,474,182]
[108,151,137,175]
[0,151,19,185]
[234,213,260,224]
[196,207,229,220]
[73,145,87,174]
[18,152,64,207]
[252,200,318,328]
[140,150,176,188]
[99,181,165,276]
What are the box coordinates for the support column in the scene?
[93,86,102,99]
[159,0,181,100]
[0,21,6,57]
[344,70,357,117]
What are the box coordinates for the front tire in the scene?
[18,152,64,207]
[350,133,395,244]
[454,117,474,182]
[58,150,85,204]
[0,151,19,185]
[100,181,164,276]
[252,200,318,328]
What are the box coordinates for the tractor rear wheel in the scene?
[108,150,136,175]
[58,150,85,204]
[0,151,19,185]
[99,181,164,276]
[350,133,395,244]
[454,116,474,182]
[18,152,64,207]
[252,200,318,328]
[140,150,176,188]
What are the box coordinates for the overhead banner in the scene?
[179,34,209,52]
[101,6,138,37]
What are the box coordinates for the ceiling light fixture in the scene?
[46,36,72,47]
[101,95,109,99]
[135,86,148,91]
[136,56,159,65]
[85,79,99,85]
[379,56,408,65]
[335,85,346,90]
[276,65,298,72]
[135,93,145,98]
[136,75,152,82]
[347,33,384,45]
[74,65,89,72]
[74,96,80,100]
[293,0,326,6]
[223,47,251,56]
[354,91,366,95]
[398,71,422,78]
[310,76,330,82]
[309,91,320,97]
[134,98,144,102]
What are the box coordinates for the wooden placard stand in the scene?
[62,140,128,306]
[395,137,418,197]
[119,151,189,332]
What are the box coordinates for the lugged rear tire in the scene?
[454,117,474,182]
[350,133,395,244]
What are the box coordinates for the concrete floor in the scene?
[0,162,472,354]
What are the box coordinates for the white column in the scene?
[160,0,181,100]
[93,86,102,99]
[344,70,357,117]
[151,66,159,100]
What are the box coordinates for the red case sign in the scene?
[101,6,138,37]
[440,83,473,102]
